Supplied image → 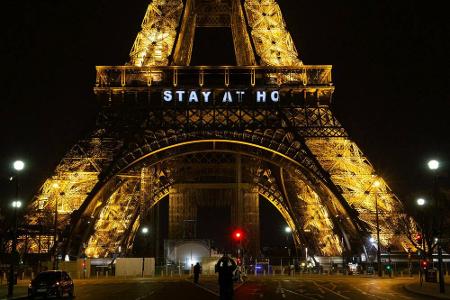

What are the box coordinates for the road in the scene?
[59,275,430,300]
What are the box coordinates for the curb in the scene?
[0,296,28,300]
[403,284,450,300]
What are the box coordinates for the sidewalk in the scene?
[0,281,29,300]
[404,282,450,299]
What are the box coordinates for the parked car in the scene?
[28,270,74,298]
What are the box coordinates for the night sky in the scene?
[1,1,449,236]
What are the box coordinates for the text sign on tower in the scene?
[162,89,280,104]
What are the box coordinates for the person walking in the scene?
[215,254,237,300]
[193,262,202,284]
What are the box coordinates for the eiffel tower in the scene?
[21,0,414,259]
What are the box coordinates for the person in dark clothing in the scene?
[193,262,202,284]
[215,254,237,300]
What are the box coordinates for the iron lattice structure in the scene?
[21,0,415,259]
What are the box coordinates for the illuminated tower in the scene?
[22,0,415,259]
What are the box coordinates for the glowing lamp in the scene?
[13,160,25,171]
[233,229,243,241]
[427,159,439,170]
[416,198,426,206]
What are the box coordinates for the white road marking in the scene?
[134,290,155,300]
[277,281,287,298]
[312,281,350,300]
[282,288,319,300]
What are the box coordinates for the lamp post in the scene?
[427,159,445,294]
[416,198,426,255]
[285,227,292,264]
[8,160,25,297]
[372,180,382,277]
[141,227,149,277]
[52,183,60,270]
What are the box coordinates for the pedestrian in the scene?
[215,254,237,300]
[193,262,202,284]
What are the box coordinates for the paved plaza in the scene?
[2,275,450,300]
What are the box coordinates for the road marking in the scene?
[312,281,350,300]
[276,281,286,298]
[282,288,318,300]
[134,290,155,300]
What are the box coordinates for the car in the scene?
[28,270,74,298]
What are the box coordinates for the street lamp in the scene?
[372,180,382,277]
[427,159,445,294]
[416,197,427,282]
[11,201,22,208]
[141,227,149,277]
[52,183,60,270]
[284,227,292,266]
[13,160,25,171]
[427,159,439,171]
[8,160,25,297]
[416,198,426,206]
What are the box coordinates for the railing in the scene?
[94,65,333,90]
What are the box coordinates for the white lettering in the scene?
[176,90,185,102]
[256,91,266,103]
[271,91,280,102]
[163,90,173,102]
[222,91,233,103]
[189,91,199,102]
[202,91,211,103]
[236,91,245,102]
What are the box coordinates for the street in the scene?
[9,275,434,300]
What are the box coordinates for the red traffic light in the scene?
[233,229,243,241]
[420,259,428,270]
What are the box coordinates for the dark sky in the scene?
[1,1,449,217]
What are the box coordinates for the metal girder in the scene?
[306,138,413,250]
[83,152,346,257]
[129,0,184,66]
[25,134,119,227]
[244,0,302,66]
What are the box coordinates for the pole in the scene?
[8,176,19,297]
[375,192,382,277]
[53,197,58,270]
[142,256,145,278]
[433,174,445,293]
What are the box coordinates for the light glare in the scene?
[427,160,439,170]
[13,160,25,171]
[285,227,292,233]
[141,227,149,234]
[417,198,426,206]
[12,200,22,208]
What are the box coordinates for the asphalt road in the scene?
[234,276,430,300]
[6,275,432,300]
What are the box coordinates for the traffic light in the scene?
[233,229,244,241]
[420,259,429,270]
[386,264,391,271]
